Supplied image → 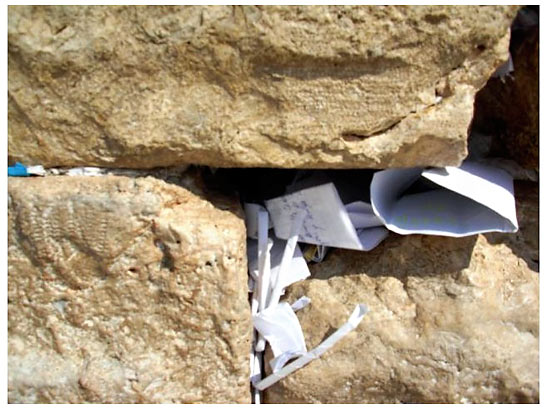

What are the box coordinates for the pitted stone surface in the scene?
[8,175,251,403]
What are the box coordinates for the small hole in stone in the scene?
[476,44,486,51]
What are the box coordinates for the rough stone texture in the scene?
[8,175,252,403]
[265,182,538,403]
[9,5,518,169]
[471,7,538,171]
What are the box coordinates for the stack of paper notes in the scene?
[244,161,518,398]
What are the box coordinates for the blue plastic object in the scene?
[8,162,29,177]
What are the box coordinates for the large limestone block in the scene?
[9,5,517,169]
[8,176,251,403]
[264,182,538,403]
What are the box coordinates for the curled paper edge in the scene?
[254,303,369,391]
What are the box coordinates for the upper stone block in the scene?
[8,5,518,168]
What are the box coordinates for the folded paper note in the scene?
[370,161,519,237]
[249,331,263,403]
[66,167,105,177]
[254,303,369,390]
[253,302,308,373]
[254,208,272,353]
[265,183,388,251]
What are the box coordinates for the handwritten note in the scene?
[265,183,388,251]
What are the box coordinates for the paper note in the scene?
[8,163,28,177]
[345,201,384,229]
[254,304,369,390]
[8,163,46,177]
[244,203,274,239]
[249,330,263,404]
[302,244,329,263]
[291,296,311,312]
[255,209,272,353]
[370,161,518,237]
[253,302,308,373]
[267,212,305,309]
[66,167,105,176]
[247,236,310,291]
[265,183,388,251]
[26,165,46,176]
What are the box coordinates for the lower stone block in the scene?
[8,175,251,403]
[264,182,538,403]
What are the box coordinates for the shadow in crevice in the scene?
[308,233,479,282]
[162,167,538,276]
[484,181,539,272]
[307,181,538,281]
[194,167,379,217]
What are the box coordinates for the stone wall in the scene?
[7,5,538,404]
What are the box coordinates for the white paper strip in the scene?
[257,210,271,314]
[250,337,263,403]
[255,210,272,353]
[269,350,303,374]
[254,303,369,391]
[244,203,272,239]
[267,212,305,309]
[247,237,310,289]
